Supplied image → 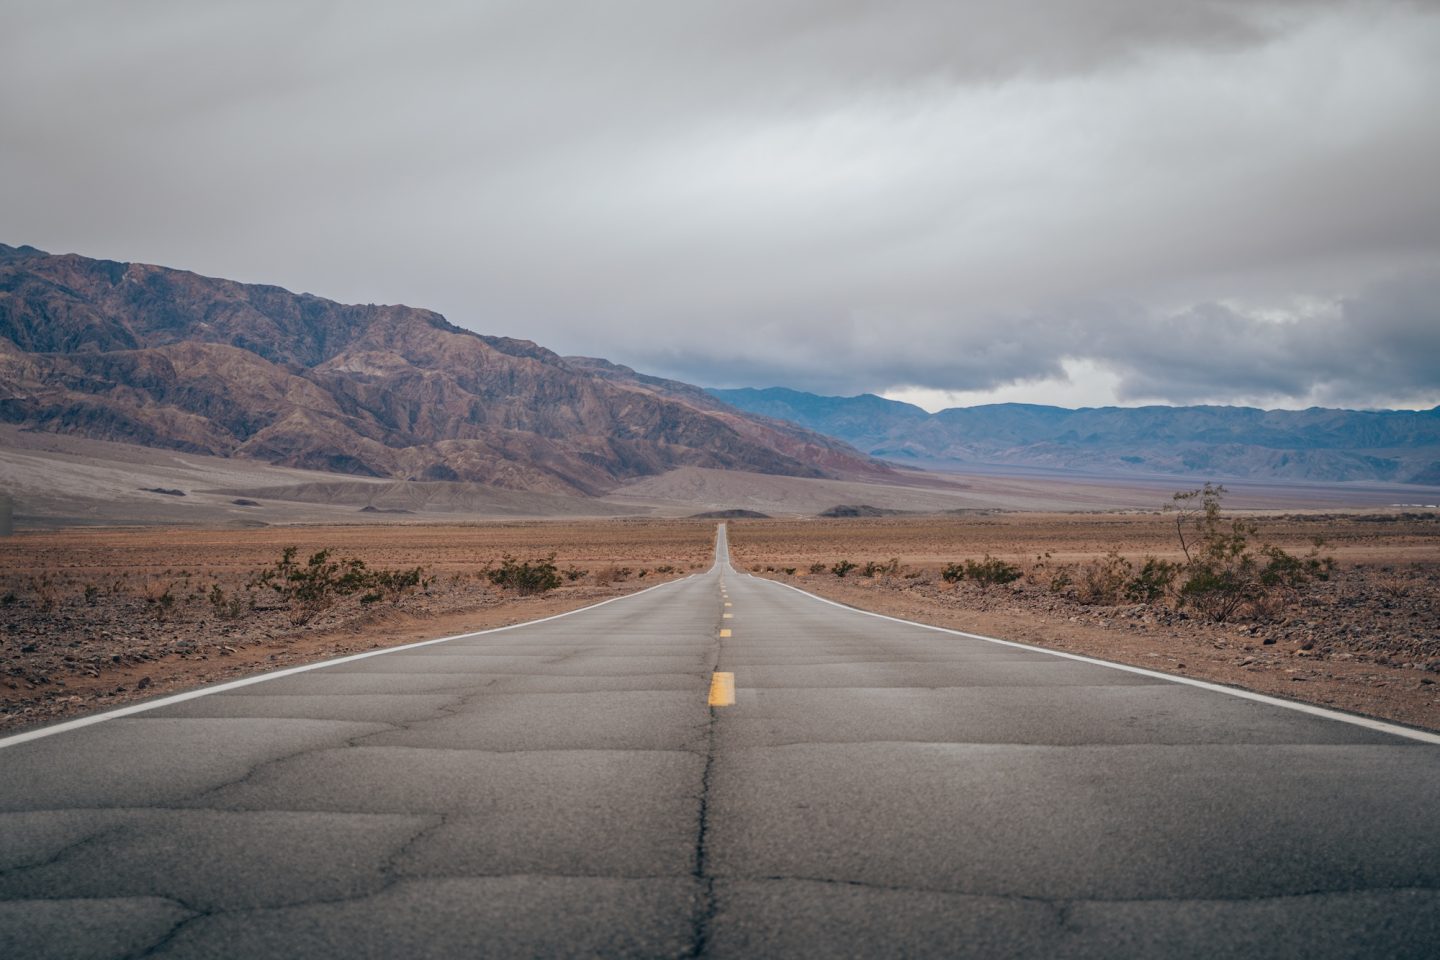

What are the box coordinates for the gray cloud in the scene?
[3,0,1437,409]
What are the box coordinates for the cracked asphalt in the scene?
[2,525,1438,958]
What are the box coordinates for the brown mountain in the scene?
[0,244,886,495]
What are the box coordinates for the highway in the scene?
[2,524,1438,958]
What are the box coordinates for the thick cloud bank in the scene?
[4,0,1437,408]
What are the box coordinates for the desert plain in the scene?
[2,507,1436,734]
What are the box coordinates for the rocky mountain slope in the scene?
[0,245,883,495]
[709,387,1440,485]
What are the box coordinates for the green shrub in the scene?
[939,563,965,583]
[1169,484,1333,621]
[964,556,1022,590]
[831,559,857,578]
[1126,557,1179,603]
[251,546,429,622]
[486,554,562,595]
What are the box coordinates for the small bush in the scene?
[1078,552,1131,605]
[808,562,827,575]
[563,566,587,581]
[251,546,427,623]
[831,559,857,578]
[486,555,562,595]
[1126,557,1179,604]
[860,558,901,577]
[1169,485,1334,622]
[208,583,249,620]
[28,575,58,613]
[964,556,1022,590]
[368,566,431,603]
[939,563,965,583]
[143,581,176,622]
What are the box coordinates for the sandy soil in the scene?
[9,425,1438,530]
[0,425,642,527]
[727,514,1440,733]
[607,465,1440,515]
[5,512,1437,735]
[0,520,717,731]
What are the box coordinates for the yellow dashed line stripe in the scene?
[719,628,731,637]
[708,672,735,707]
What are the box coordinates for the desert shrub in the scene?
[1376,576,1411,599]
[654,565,676,575]
[1126,557,1179,603]
[485,554,562,595]
[83,584,100,606]
[208,583,249,620]
[1077,552,1131,605]
[1169,484,1334,622]
[28,575,58,613]
[1,592,16,607]
[783,567,797,575]
[964,556,1022,590]
[939,563,965,583]
[253,548,369,603]
[368,566,430,603]
[251,546,427,623]
[1259,541,1335,589]
[831,559,857,578]
[1048,567,1074,593]
[143,580,176,622]
[563,566,587,581]
[808,562,827,574]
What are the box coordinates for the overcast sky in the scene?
[5,0,1438,410]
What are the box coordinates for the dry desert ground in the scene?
[2,511,1437,733]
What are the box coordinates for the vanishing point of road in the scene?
[2,525,1438,958]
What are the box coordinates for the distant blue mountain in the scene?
[706,387,1440,485]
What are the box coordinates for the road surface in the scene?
[2,525,1438,958]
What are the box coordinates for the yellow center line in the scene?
[719,628,731,637]
[724,602,732,607]
[722,613,733,619]
[708,672,735,707]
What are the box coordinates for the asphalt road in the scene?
[2,525,1438,958]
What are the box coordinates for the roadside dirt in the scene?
[0,520,716,732]
[5,512,1436,735]
[728,513,1440,733]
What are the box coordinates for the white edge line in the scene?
[0,572,702,751]
[747,573,1440,746]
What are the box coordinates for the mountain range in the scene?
[5,243,1436,496]
[708,387,1440,485]
[0,244,883,496]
